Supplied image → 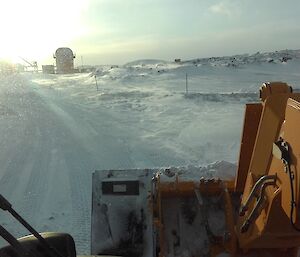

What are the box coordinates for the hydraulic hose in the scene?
[239,175,277,216]
[286,161,300,231]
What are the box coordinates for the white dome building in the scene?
[54,47,75,74]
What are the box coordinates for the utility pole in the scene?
[186,73,188,94]
[94,75,99,91]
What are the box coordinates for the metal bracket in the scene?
[273,138,291,170]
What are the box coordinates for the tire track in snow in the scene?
[14,92,57,227]
[58,133,92,254]
[67,157,91,254]
[50,104,137,253]
[20,127,52,226]
[0,82,53,237]
[39,102,93,254]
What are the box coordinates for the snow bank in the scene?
[159,160,236,182]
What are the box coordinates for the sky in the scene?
[0,0,300,65]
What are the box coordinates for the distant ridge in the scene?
[184,49,300,66]
[123,49,300,68]
[124,59,169,67]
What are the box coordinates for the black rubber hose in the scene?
[287,163,300,231]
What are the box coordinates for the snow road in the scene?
[1,52,300,254]
[0,74,95,253]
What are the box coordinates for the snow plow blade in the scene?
[91,169,236,257]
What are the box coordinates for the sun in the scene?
[0,0,89,64]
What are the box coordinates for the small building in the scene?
[174,58,181,63]
[42,65,55,74]
[54,47,75,74]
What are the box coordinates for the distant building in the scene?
[42,65,55,74]
[174,59,181,63]
[0,62,15,74]
[54,47,75,74]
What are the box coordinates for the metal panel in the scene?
[91,169,155,257]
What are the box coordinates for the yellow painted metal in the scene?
[248,93,300,178]
[236,83,300,252]
[149,82,300,257]
[235,103,262,193]
[152,173,236,257]
[259,82,292,101]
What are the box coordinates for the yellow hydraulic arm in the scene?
[235,82,300,256]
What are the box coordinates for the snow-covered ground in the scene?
[0,49,300,254]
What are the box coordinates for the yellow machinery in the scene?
[150,82,300,257]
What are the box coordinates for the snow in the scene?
[159,161,237,182]
[0,49,300,254]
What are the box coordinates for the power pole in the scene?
[186,73,188,94]
[94,75,99,91]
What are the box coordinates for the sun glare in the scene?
[0,0,90,64]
